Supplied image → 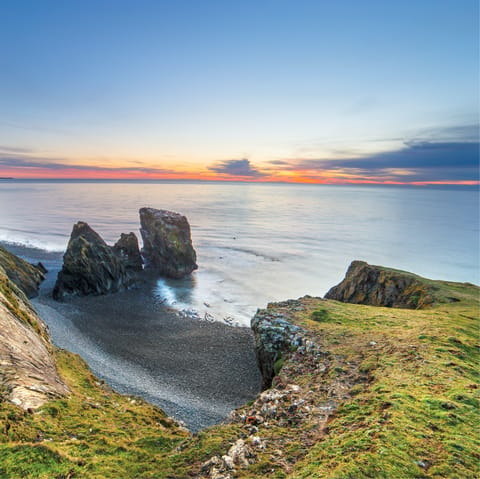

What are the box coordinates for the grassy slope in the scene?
[290,279,479,478]
[0,276,478,478]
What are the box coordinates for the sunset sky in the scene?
[0,0,478,184]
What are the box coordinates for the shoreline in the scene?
[4,241,262,431]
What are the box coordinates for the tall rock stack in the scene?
[139,207,198,279]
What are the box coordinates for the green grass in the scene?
[0,270,478,478]
[0,350,189,478]
[286,280,480,478]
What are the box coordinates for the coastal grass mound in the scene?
[291,284,479,478]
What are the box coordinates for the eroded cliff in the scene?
[0,262,68,409]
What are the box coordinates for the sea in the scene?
[1,180,478,326]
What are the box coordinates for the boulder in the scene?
[139,207,197,279]
[0,245,46,298]
[113,232,143,272]
[325,260,435,309]
[53,222,137,300]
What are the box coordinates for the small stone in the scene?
[221,455,234,470]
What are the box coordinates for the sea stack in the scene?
[139,207,198,279]
[53,222,140,300]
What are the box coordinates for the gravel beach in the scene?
[5,242,262,431]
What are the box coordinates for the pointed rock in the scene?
[113,232,143,272]
[53,222,136,300]
[139,207,198,279]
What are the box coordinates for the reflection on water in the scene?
[1,180,478,325]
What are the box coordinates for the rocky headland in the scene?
[0,248,478,478]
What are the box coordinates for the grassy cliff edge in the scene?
[0,260,478,478]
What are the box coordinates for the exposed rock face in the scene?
[325,260,435,309]
[139,207,198,279]
[53,222,138,300]
[0,264,69,409]
[0,245,46,298]
[113,232,143,272]
[251,304,316,390]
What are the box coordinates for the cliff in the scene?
[0,261,68,409]
[0,256,478,479]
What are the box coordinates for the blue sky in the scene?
[0,0,478,183]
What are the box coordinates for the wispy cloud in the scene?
[0,146,34,154]
[0,154,176,176]
[208,158,265,177]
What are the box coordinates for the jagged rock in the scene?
[325,260,435,309]
[53,222,137,300]
[139,207,197,279]
[0,245,46,298]
[251,309,304,389]
[0,264,69,409]
[113,232,143,272]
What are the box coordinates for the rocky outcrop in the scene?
[325,260,436,309]
[251,300,322,390]
[139,207,197,279]
[0,245,46,298]
[53,222,139,300]
[251,309,304,390]
[0,264,69,409]
[113,232,143,272]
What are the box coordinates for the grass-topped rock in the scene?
[0,245,46,298]
[325,260,450,308]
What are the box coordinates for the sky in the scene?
[0,0,478,184]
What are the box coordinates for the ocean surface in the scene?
[1,180,478,326]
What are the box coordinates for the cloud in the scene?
[293,140,479,183]
[267,160,291,165]
[0,146,34,153]
[0,154,176,175]
[208,158,265,177]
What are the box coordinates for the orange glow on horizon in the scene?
[0,165,478,186]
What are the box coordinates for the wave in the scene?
[0,229,67,253]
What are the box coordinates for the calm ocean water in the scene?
[1,180,478,325]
